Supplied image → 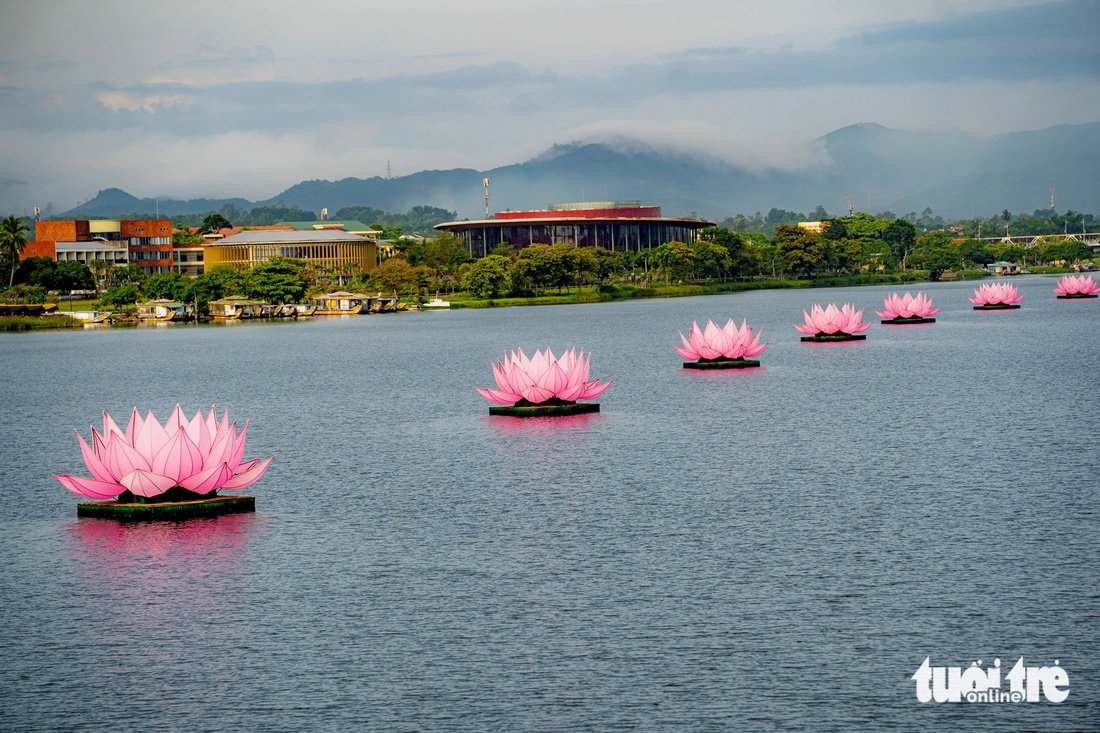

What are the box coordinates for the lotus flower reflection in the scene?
[54,405,273,500]
[675,318,767,361]
[476,347,612,405]
[1053,275,1099,297]
[969,282,1024,306]
[875,291,941,321]
[793,303,871,336]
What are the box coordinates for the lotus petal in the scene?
[104,432,152,477]
[177,462,232,495]
[220,456,274,491]
[119,469,177,498]
[76,430,117,483]
[54,474,124,500]
[151,429,204,484]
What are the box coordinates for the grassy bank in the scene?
[448,270,989,309]
[0,315,83,332]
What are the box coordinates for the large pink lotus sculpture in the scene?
[477,347,612,416]
[55,405,273,505]
[794,303,871,341]
[1053,274,1099,299]
[875,291,941,324]
[970,282,1024,309]
[676,318,766,369]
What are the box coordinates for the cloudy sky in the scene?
[1,0,1097,214]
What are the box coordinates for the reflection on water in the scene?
[0,276,1097,731]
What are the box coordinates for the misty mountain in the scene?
[62,122,1100,222]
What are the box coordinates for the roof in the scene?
[435,215,714,233]
[276,220,377,232]
[54,240,127,251]
[212,230,375,245]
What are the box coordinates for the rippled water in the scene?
[1,275,1097,731]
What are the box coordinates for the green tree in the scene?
[54,260,95,295]
[14,257,58,290]
[1,215,30,286]
[592,247,624,285]
[144,272,191,301]
[200,213,232,233]
[691,239,731,279]
[489,243,515,260]
[87,259,114,292]
[651,241,696,283]
[115,263,148,288]
[517,245,564,295]
[913,232,961,279]
[773,225,828,278]
[246,257,310,303]
[367,257,418,294]
[201,265,248,296]
[466,254,511,298]
[100,284,140,308]
[883,219,918,270]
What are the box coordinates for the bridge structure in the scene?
[972,231,1100,252]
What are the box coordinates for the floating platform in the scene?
[973,304,1021,310]
[77,495,255,521]
[683,358,761,369]
[1056,294,1097,299]
[800,334,867,342]
[880,317,936,325]
[489,401,600,418]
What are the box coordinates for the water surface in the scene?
[0,275,1096,731]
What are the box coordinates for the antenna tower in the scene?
[387,160,391,179]
[1051,187,1055,211]
[484,178,490,218]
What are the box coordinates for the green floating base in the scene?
[973,304,1021,310]
[800,334,867,342]
[489,402,600,418]
[77,495,255,521]
[683,358,761,369]
[1056,294,1097,299]
[880,317,936,325]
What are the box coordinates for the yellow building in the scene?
[797,221,824,233]
[204,230,378,276]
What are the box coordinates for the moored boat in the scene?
[137,299,193,322]
[309,291,370,315]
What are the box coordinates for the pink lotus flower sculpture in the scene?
[1053,274,1099,298]
[675,318,767,366]
[969,282,1024,307]
[793,303,871,339]
[54,405,273,500]
[477,347,612,405]
[875,291,941,322]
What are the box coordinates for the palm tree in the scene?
[1,215,30,286]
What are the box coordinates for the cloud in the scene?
[94,91,196,113]
[149,45,275,87]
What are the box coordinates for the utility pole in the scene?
[1051,187,1055,211]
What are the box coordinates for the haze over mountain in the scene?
[63,121,1100,223]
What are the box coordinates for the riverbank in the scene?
[447,269,990,309]
[0,315,82,332]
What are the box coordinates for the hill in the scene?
[60,122,1100,221]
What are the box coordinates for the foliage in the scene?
[144,272,192,301]
[100,284,141,308]
[774,225,830,279]
[465,255,511,298]
[0,315,82,331]
[200,213,232,233]
[0,284,46,303]
[1,214,30,286]
[244,257,310,303]
[651,241,696,283]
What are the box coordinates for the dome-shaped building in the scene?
[435,201,713,259]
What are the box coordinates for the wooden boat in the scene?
[309,291,370,315]
[137,300,193,322]
[421,297,451,310]
[292,304,317,317]
[208,295,264,320]
[272,304,298,318]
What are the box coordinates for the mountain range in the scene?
[62,122,1100,222]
